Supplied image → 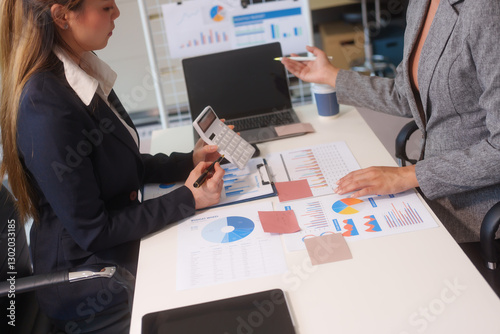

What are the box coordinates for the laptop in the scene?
[182,42,302,144]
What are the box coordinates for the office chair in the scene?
[0,186,131,333]
[395,121,500,297]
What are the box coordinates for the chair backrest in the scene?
[395,120,419,166]
[0,186,54,333]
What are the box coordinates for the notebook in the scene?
[141,289,296,334]
[182,42,303,144]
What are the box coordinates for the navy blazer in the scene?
[17,59,196,321]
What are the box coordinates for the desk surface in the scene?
[131,104,500,334]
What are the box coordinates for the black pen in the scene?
[193,155,224,188]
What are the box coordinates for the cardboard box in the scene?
[319,22,365,70]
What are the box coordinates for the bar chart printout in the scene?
[271,141,361,197]
[217,158,275,207]
[278,190,438,251]
[142,158,275,206]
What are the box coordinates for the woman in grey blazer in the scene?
[282,0,500,243]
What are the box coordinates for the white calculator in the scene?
[193,106,256,170]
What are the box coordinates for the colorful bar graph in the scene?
[269,24,302,40]
[180,29,228,49]
[300,201,329,229]
[384,202,424,228]
[222,166,257,198]
[290,149,328,189]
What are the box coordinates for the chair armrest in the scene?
[480,202,500,269]
[0,264,116,297]
[395,120,419,166]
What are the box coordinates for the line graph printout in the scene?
[276,190,439,251]
[176,201,287,290]
[266,141,361,197]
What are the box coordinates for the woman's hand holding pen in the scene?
[281,45,339,88]
[185,160,225,209]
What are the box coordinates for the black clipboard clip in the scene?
[257,159,272,186]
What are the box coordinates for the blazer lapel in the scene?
[417,0,461,117]
[88,94,142,162]
[108,90,141,147]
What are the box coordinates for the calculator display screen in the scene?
[198,108,216,132]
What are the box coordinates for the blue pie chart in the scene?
[202,216,254,243]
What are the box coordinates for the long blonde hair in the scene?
[0,0,84,223]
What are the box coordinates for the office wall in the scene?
[97,0,415,160]
[96,0,158,114]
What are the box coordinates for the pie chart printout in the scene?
[332,198,364,214]
[210,5,225,22]
[202,216,255,243]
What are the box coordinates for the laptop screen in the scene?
[182,42,292,122]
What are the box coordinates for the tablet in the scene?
[141,289,295,334]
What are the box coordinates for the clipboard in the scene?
[205,158,277,208]
[141,289,296,334]
[142,158,277,207]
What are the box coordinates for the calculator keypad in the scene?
[211,124,255,169]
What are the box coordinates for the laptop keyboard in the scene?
[230,111,295,132]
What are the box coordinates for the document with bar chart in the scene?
[216,158,276,207]
[266,141,361,197]
[142,158,276,206]
[276,190,438,251]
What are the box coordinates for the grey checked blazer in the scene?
[336,0,500,242]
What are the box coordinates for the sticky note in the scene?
[275,179,313,202]
[304,233,352,265]
[275,123,315,137]
[258,210,301,234]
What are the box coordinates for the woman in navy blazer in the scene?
[0,0,224,331]
[283,0,500,243]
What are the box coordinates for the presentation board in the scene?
[162,0,313,59]
[137,0,314,128]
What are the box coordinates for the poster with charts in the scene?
[276,190,439,251]
[266,141,361,197]
[162,0,312,59]
[176,201,287,290]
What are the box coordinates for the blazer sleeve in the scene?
[141,151,194,184]
[335,63,414,118]
[18,74,196,253]
[416,10,500,200]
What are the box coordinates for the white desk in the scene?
[131,104,500,334]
